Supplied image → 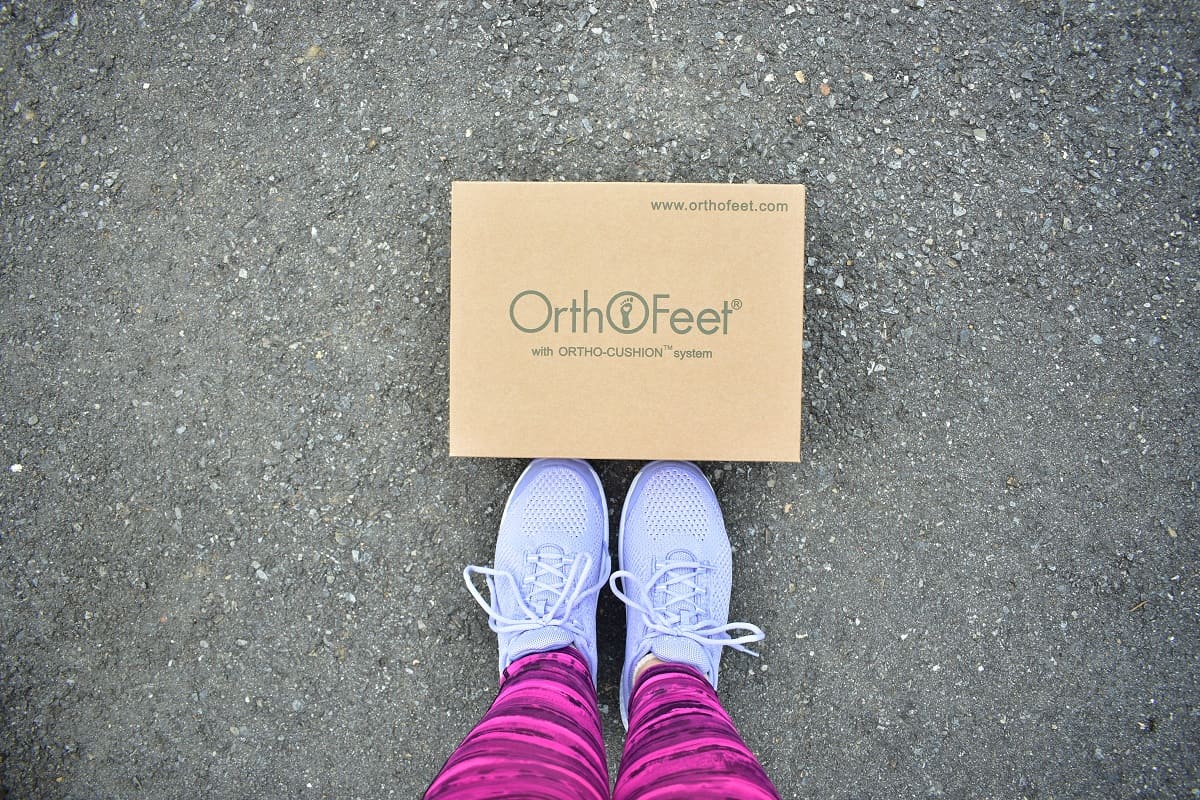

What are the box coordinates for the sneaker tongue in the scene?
[650,636,711,681]
[509,627,574,662]
[527,545,567,612]
[656,550,703,615]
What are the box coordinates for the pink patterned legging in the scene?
[424,647,781,800]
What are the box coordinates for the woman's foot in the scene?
[464,459,610,682]
[610,461,764,726]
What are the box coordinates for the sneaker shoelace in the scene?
[609,559,765,655]
[464,551,606,639]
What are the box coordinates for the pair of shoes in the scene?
[463,459,765,726]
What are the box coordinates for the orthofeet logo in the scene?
[508,290,739,335]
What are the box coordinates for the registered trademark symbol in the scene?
[731,298,743,310]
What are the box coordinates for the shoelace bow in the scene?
[609,559,765,655]
[464,551,606,637]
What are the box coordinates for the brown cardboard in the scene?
[449,181,806,462]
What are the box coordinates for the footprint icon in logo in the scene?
[619,298,634,330]
[607,292,647,333]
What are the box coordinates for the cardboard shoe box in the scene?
[449,181,806,462]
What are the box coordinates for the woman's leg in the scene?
[612,660,780,800]
[425,459,612,799]
[424,647,609,800]
[609,460,781,800]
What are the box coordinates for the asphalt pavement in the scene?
[1,1,1197,798]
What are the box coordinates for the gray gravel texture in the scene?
[2,1,1198,798]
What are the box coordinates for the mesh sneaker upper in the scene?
[612,460,763,727]
[464,459,609,682]
[620,463,734,628]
